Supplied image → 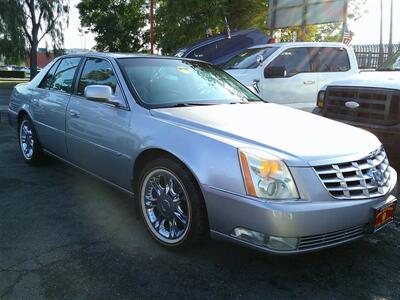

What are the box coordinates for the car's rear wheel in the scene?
[19,116,44,165]
[137,158,208,248]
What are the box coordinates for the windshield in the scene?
[118,58,261,107]
[224,47,278,69]
[377,50,400,71]
[175,48,188,58]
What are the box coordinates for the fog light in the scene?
[232,227,266,245]
[232,227,298,251]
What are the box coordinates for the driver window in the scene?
[78,58,123,102]
[268,48,311,76]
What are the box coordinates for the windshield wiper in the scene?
[169,102,218,107]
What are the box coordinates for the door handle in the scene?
[303,80,316,85]
[69,109,80,118]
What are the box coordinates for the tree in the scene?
[155,0,268,55]
[78,0,148,52]
[13,0,69,79]
[0,1,26,65]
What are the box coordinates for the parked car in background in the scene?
[313,49,400,162]
[175,29,270,67]
[224,42,359,111]
[8,53,398,254]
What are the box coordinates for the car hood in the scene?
[150,103,381,167]
[326,71,400,90]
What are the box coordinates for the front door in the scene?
[32,57,81,158]
[260,47,318,110]
[66,57,133,190]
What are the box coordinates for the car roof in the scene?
[55,52,211,64]
[247,42,348,50]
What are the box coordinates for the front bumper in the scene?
[203,167,398,254]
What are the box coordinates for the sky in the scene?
[43,0,400,50]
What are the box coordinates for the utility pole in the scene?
[378,0,384,65]
[300,0,308,41]
[150,0,154,54]
[341,0,348,41]
[388,0,394,56]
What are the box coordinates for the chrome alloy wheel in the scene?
[19,120,34,160]
[141,169,191,244]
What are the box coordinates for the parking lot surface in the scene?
[1,123,400,299]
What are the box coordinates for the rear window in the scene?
[314,47,350,72]
[187,36,252,62]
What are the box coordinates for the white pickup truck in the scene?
[224,42,359,111]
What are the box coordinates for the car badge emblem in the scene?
[345,101,360,109]
[368,167,385,187]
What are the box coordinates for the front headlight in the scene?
[317,90,325,108]
[239,148,299,200]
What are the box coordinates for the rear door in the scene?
[66,57,132,189]
[313,47,353,91]
[260,47,318,108]
[32,57,81,158]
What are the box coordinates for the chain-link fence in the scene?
[353,44,400,69]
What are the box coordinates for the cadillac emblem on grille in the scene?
[368,167,385,187]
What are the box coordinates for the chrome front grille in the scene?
[298,225,365,250]
[314,147,391,200]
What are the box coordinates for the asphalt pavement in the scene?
[1,123,400,299]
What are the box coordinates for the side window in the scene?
[39,60,61,89]
[268,48,311,76]
[50,57,81,93]
[78,58,120,96]
[315,47,350,72]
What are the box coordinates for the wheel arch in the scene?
[133,148,205,196]
[132,148,209,220]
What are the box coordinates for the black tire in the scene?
[136,157,209,249]
[18,116,45,165]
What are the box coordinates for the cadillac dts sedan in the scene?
[8,53,398,254]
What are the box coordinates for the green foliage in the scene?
[0,0,25,64]
[10,0,69,78]
[78,0,148,52]
[77,0,367,54]
[155,0,268,54]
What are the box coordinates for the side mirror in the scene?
[84,85,121,107]
[264,66,287,78]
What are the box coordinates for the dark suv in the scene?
[175,29,270,67]
[313,50,400,165]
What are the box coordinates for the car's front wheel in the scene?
[137,157,208,248]
[19,116,44,165]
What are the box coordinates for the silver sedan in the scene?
[8,53,398,254]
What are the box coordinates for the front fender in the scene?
[129,112,246,196]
